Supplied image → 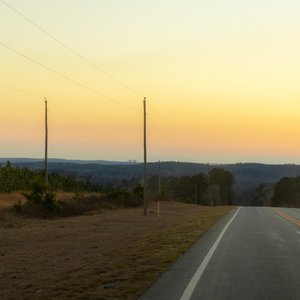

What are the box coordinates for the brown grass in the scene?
[0,200,232,300]
[0,192,26,208]
[0,192,106,219]
[0,192,103,209]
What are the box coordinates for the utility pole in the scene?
[143,97,147,216]
[194,184,197,206]
[158,160,161,217]
[44,97,48,184]
[224,184,228,205]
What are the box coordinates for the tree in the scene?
[208,168,235,205]
[271,176,299,207]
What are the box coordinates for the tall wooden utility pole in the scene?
[194,184,197,206]
[44,97,48,184]
[158,160,161,217]
[143,97,147,216]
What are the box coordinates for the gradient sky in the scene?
[1,0,300,163]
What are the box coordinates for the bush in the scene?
[58,195,106,217]
[15,180,60,217]
[132,184,143,199]
[106,186,143,208]
[12,183,144,219]
[13,200,22,214]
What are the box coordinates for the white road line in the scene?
[180,206,241,300]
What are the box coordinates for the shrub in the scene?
[15,180,60,217]
[132,183,143,199]
[106,187,143,208]
[12,200,22,214]
[58,195,105,217]
[12,183,144,219]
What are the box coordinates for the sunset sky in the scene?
[1,0,300,163]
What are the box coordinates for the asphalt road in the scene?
[140,207,300,300]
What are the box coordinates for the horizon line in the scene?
[0,157,298,166]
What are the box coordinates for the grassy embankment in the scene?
[0,193,232,300]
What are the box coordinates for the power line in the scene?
[148,117,185,157]
[149,103,199,156]
[0,1,200,164]
[0,41,141,112]
[149,104,196,162]
[0,97,42,110]
[0,0,143,97]
[49,103,130,151]
[0,81,139,153]
[51,101,90,126]
[0,78,191,162]
[0,83,42,98]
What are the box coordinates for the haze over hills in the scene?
[0,158,137,165]
[2,158,300,205]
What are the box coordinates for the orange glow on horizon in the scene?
[1,1,300,163]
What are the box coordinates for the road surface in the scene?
[140,207,300,300]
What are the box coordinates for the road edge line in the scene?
[179,206,241,300]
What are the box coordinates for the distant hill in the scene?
[0,158,137,165]
[2,159,300,205]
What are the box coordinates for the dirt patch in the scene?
[0,201,232,299]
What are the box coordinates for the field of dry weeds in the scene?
[0,195,232,299]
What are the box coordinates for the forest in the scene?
[10,159,300,205]
[270,176,300,208]
[4,158,300,208]
[147,168,235,206]
[0,161,103,193]
[0,161,235,206]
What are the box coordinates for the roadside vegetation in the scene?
[8,183,143,219]
[0,161,234,299]
[0,160,103,193]
[0,201,232,300]
[0,161,234,219]
[147,167,235,206]
[0,161,143,219]
[271,176,300,207]
[254,176,300,208]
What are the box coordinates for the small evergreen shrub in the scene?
[15,180,59,217]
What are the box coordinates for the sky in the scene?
[0,0,300,163]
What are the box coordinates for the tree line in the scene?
[0,162,236,206]
[254,176,300,208]
[147,168,235,206]
[270,176,300,207]
[0,161,103,193]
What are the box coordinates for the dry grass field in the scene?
[0,192,26,207]
[0,192,100,209]
[0,195,232,299]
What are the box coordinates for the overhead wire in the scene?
[0,89,194,165]
[0,83,42,98]
[0,97,42,110]
[0,1,196,162]
[0,81,139,156]
[49,101,131,151]
[0,0,143,98]
[0,41,190,162]
[0,41,141,112]
[0,82,137,145]
[0,0,145,149]
[148,102,197,160]
[148,116,188,160]
[49,114,142,162]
